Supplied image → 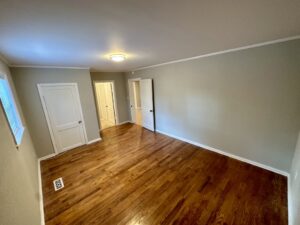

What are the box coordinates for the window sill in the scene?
[15,126,25,148]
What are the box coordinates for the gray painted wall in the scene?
[290,132,300,225]
[127,39,300,172]
[0,60,41,225]
[90,72,130,123]
[11,68,100,157]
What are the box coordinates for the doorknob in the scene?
[150,110,153,112]
[78,120,82,124]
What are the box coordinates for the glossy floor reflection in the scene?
[41,123,287,225]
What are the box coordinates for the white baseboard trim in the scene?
[37,158,45,225]
[87,137,102,145]
[117,120,131,125]
[156,129,289,177]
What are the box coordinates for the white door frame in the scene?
[93,80,119,129]
[128,78,141,123]
[37,83,88,154]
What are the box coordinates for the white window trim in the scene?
[0,73,25,147]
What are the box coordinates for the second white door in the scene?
[95,82,116,130]
[140,79,155,131]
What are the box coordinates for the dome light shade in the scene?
[110,54,125,62]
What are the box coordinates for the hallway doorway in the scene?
[128,78,155,131]
[94,81,118,130]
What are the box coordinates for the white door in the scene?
[38,83,87,153]
[140,79,155,131]
[128,80,137,123]
[95,83,116,129]
[104,83,116,125]
[131,81,142,125]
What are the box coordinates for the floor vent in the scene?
[53,177,64,191]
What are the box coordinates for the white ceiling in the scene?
[0,0,300,72]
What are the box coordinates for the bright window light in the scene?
[0,77,24,146]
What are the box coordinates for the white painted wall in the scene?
[90,72,130,123]
[127,39,300,172]
[10,67,100,157]
[0,60,41,225]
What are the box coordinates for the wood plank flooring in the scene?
[41,123,287,225]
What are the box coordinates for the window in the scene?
[0,76,24,146]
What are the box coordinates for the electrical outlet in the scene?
[53,177,64,191]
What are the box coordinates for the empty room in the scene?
[0,1,300,225]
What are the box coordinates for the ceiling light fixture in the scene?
[110,54,126,62]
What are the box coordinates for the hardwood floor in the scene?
[41,123,287,225]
